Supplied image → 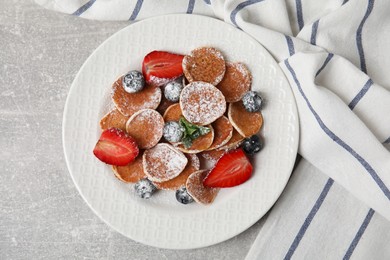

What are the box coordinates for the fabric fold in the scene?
[281,52,390,219]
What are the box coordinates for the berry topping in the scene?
[175,186,194,204]
[163,121,184,143]
[142,51,184,86]
[134,178,157,199]
[93,128,139,166]
[242,91,263,112]
[242,135,263,156]
[203,148,253,188]
[164,81,183,102]
[122,70,145,93]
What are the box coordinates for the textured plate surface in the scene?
[63,14,298,249]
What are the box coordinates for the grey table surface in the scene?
[0,1,266,259]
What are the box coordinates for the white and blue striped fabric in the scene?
[35,0,390,258]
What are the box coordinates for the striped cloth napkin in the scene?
[36,0,390,258]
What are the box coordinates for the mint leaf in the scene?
[182,136,193,148]
[192,130,200,139]
[179,117,210,148]
[186,125,198,136]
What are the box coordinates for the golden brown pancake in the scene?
[112,76,161,117]
[143,143,188,182]
[126,109,164,149]
[228,102,263,137]
[112,151,145,183]
[216,62,252,102]
[154,154,200,190]
[207,116,233,150]
[186,170,219,205]
[162,103,182,122]
[182,47,226,86]
[99,109,129,131]
[217,129,245,151]
[180,81,226,125]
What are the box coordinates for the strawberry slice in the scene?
[93,128,139,166]
[203,148,253,188]
[142,51,184,86]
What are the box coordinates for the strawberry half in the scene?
[203,148,253,188]
[142,51,184,86]
[93,128,139,166]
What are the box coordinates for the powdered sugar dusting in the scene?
[201,153,219,167]
[213,71,224,85]
[186,170,219,205]
[233,62,250,76]
[143,143,188,182]
[180,82,226,125]
[129,109,162,126]
[149,75,180,87]
[188,154,200,170]
[200,150,225,168]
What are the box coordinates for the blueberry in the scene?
[242,135,263,155]
[122,70,145,93]
[242,91,263,112]
[134,178,157,199]
[164,81,183,102]
[163,121,184,143]
[175,186,194,204]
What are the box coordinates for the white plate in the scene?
[63,14,299,249]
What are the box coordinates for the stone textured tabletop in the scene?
[0,1,264,259]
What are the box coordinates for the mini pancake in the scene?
[126,109,164,149]
[216,62,252,102]
[112,151,145,183]
[200,149,226,168]
[177,125,214,154]
[143,143,188,182]
[162,103,182,122]
[182,47,226,86]
[207,116,233,150]
[99,108,129,131]
[217,129,244,151]
[154,154,200,190]
[228,102,263,138]
[180,81,226,125]
[186,170,219,205]
[163,103,215,152]
[112,76,161,117]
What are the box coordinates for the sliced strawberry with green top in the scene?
[203,148,253,188]
[142,50,184,86]
[93,128,139,166]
